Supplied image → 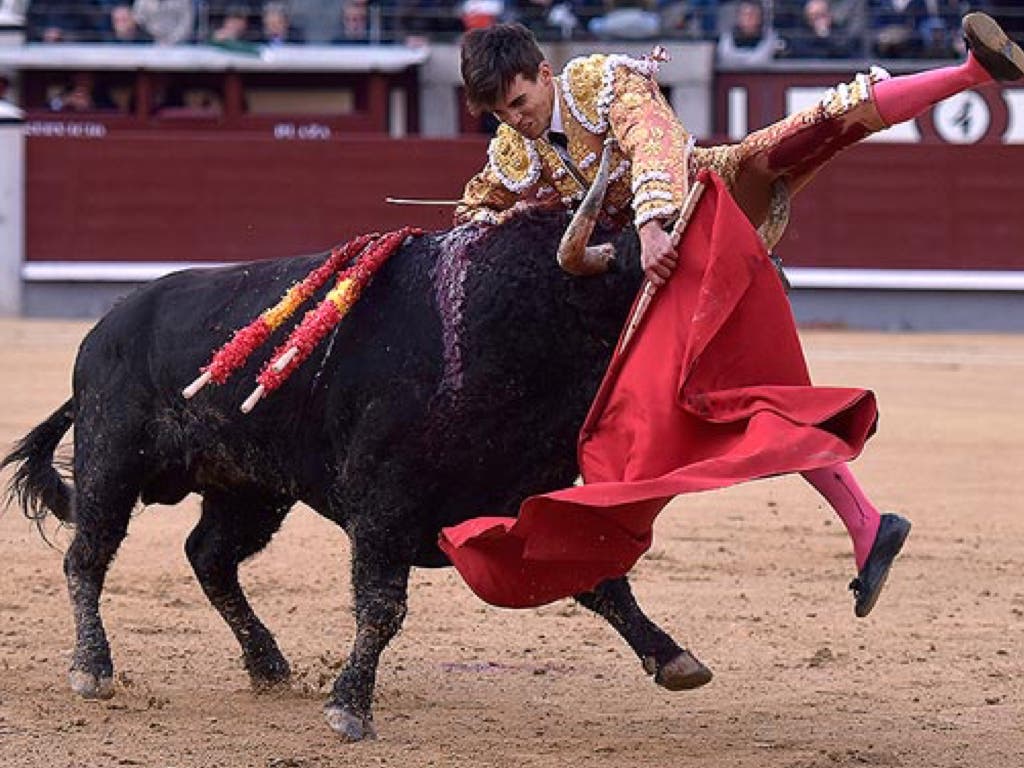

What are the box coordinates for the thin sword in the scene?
[385,197,463,206]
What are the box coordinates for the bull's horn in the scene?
[556,138,617,276]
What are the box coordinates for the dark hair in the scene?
[460,23,545,115]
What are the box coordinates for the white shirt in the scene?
[548,81,565,138]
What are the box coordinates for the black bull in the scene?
[4,210,709,741]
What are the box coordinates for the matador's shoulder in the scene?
[558,53,661,135]
[487,123,542,194]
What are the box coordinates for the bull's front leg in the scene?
[325,537,410,741]
[575,576,713,691]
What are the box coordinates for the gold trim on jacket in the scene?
[454,53,690,230]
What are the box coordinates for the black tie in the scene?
[547,131,586,189]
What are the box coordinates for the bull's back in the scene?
[70,242,446,507]
[78,242,442,400]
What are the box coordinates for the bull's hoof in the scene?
[653,650,714,691]
[247,655,292,692]
[69,669,115,700]
[324,705,377,742]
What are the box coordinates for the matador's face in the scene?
[491,62,555,141]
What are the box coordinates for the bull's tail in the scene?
[2,399,75,525]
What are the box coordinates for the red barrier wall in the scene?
[25,132,1024,270]
[27,134,487,263]
[784,143,1024,270]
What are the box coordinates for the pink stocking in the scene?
[801,464,881,570]
[873,53,992,126]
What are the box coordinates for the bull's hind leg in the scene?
[576,577,713,691]
[64,470,139,699]
[324,535,410,742]
[186,490,292,688]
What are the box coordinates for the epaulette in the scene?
[487,123,541,193]
[558,53,660,135]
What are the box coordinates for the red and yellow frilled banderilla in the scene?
[183,226,423,413]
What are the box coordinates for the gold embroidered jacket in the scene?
[454,54,690,231]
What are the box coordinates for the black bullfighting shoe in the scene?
[849,513,912,618]
[963,12,1024,82]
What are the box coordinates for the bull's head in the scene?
[556,138,617,276]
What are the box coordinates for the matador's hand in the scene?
[638,219,677,287]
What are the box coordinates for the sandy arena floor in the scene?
[0,318,1021,768]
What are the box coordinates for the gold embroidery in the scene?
[458,53,692,228]
[562,55,607,131]
[620,91,644,109]
[607,63,689,225]
[717,70,886,183]
[488,124,541,192]
[691,145,741,187]
[535,141,584,198]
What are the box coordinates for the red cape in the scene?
[438,173,877,608]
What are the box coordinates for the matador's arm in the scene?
[454,161,523,226]
[606,64,691,229]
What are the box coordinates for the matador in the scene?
[456,14,1023,279]
[454,14,1023,629]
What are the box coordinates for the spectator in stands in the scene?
[335,0,370,40]
[588,0,662,40]
[293,0,344,42]
[659,0,719,40]
[26,0,71,40]
[917,0,963,58]
[569,0,610,37]
[104,3,153,41]
[783,0,854,58]
[506,0,595,41]
[133,0,195,43]
[508,0,557,39]
[48,72,117,111]
[211,3,253,41]
[260,0,300,42]
[717,0,781,65]
[27,0,107,41]
[461,0,504,31]
[869,0,925,57]
[331,0,392,41]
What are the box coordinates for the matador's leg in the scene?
[691,68,889,244]
[693,12,1024,247]
[684,13,1022,619]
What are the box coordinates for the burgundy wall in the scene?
[25,132,1024,270]
[783,143,1024,269]
[27,134,488,263]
